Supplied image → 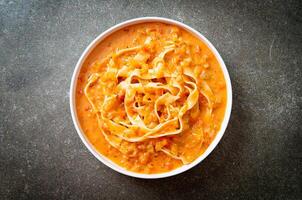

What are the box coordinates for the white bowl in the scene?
[70,17,232,179]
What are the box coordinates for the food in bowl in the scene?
[75,22,227,174]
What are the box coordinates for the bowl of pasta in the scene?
[70,17,232,178]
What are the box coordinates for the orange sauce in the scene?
[76,22,227,174]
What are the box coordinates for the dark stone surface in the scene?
[0,0,301,199]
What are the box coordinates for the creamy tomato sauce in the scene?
[76,22,227,174]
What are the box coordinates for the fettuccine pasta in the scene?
[76,23,227,174]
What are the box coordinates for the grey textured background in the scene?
[0,0,301,199]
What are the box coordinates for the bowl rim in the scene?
[70,17,232,179]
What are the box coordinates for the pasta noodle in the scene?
[76,23,227,173]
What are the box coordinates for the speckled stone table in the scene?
[0,0,301,199]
